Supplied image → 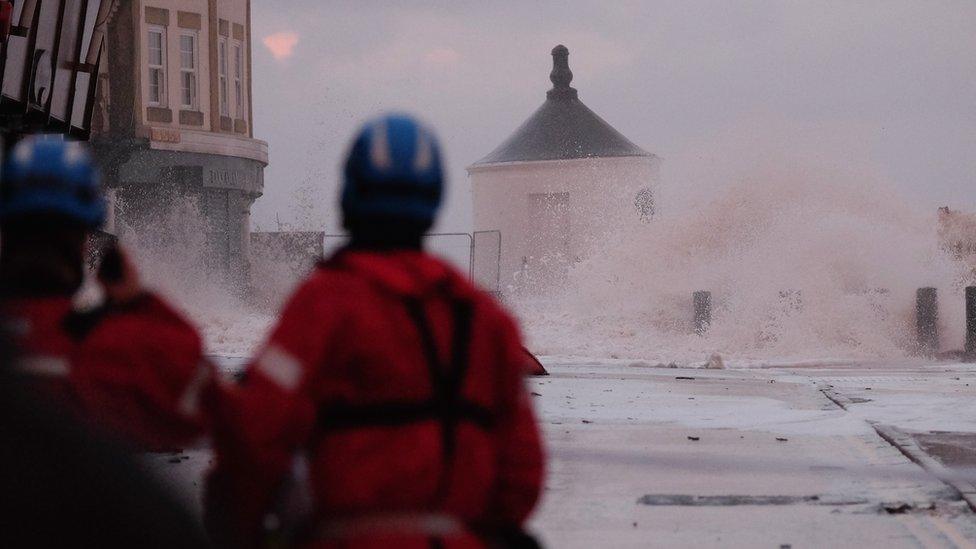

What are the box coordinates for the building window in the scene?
[147,26,166,106]
[218,37,229,116]
[233,41,244,119]
[179,33,198,110]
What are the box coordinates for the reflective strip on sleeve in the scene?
[176,360,213,418]
[254,345,304,392]
[14,356,70,378]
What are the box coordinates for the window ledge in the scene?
[145,127,269,165]
[179,110,205,126]
[146,106,173,124]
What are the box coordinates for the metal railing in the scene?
[322,230,502,294]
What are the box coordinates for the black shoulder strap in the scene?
[448,299,475,393]
[404,296,474,503]
[403,297,448,389]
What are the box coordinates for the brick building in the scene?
[91,0,268,282]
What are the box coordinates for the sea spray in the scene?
[515,161,969,363]
[114,195,275,357]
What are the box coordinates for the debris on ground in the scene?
[882,503,912,514]
[705,353,725,369]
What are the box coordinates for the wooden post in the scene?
[694,291,711,336]
[916,287,939,354]
[966,286,976,359]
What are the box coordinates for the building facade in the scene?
[468,45,658,294]
[92,0,267,281]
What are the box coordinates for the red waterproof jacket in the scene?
[1,293,212,450]
[2,297,77,404]
[208,249,544,548]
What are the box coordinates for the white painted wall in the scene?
[470,156,659,294]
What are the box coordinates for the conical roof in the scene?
[471,45,652,166]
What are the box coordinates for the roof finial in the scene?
[548,44,578,100]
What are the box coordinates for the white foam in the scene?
[115,196,275,357]
[515,147,970,363]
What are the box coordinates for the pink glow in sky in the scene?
[423,48,461,66]
[262,32,299,61]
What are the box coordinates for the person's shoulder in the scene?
[79,295,202,358]
[301,259,364,291]
[280,260,375,319]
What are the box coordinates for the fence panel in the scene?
[322,232,475,277]
[473,230,501,295]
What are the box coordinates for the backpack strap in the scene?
[316,294,490,504]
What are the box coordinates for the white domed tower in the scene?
[468,45,658,294]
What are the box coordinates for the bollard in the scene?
[916,287,939,354]
[693,291,711,336]
[966,286,976,358]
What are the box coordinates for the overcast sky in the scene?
[247,1,976,233]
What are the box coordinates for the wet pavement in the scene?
[529,359,976,548]
[916,433,976,469]
[150,357,976,547]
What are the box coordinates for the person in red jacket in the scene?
[0,136,211,450]
[207,114,544,548]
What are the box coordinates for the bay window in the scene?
[147,26,166,106]
[218,37,229,116]
[179,33,198,110]
[234,41,243,119]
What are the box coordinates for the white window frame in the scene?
[218,36,229,117]
[147,25,167,107]
[233,40,244,119]
[178,31,199,110]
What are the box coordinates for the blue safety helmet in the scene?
[341,113,444,229]
[0,136,105,229]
